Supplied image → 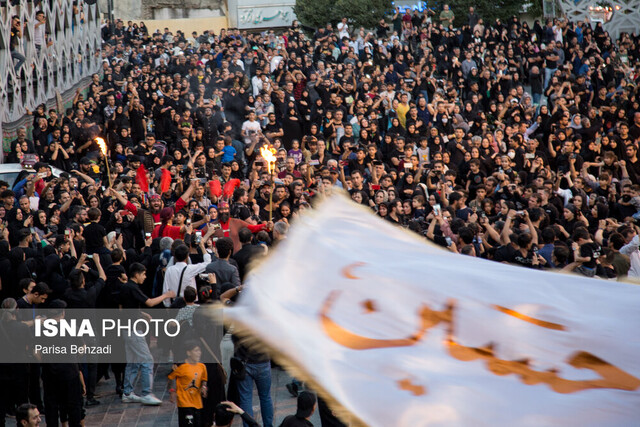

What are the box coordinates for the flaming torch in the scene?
[95,137,112,188]
[259,145,277,222]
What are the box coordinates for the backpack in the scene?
[152,249,172,298]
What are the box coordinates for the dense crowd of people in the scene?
[3,2,640,426]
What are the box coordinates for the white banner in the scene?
[226,195,640,426]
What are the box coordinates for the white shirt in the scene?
[270,55,283,73]
[337,22,349,39]
[553,26,563,43]
[34,21,45,46]
[241,119,262,145]
[620,235,640,279]
[162,257,211,307]
[252,75,263,97]
[29,195,40,212]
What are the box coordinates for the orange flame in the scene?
[95,137,107,156]
[260,145,277,173]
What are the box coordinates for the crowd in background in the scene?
[3,2,640,426]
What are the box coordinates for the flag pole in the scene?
[96,138,112,188]
[260,145,277,224]
[269,161,275,223]
[104,155,112,188]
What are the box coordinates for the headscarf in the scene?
[569,114,583,130]
[453,114,470,133]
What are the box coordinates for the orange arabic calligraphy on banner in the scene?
[319,289,640,394]
[492,305,566,331]
[397,378,427,396]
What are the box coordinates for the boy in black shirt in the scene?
[466,159,486,200]
[83,207,107,252]
[120,263,174,405]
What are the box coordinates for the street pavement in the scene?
[81,362,320,426]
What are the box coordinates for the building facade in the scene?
[557,0,640,39]
[0,0,102,125]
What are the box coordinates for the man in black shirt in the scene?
[0,298,31,422]
[214,401,260,427]
[624,144,640,184]
[280,391,317,427]
[83,207,108,255]
[10,15,25,71]
[196,105,220,147]
[166,88,187,115]
[629,112,640,142]
[376,19,389,39]
[572,228,602,277]
[16,281,49,312]
[41,300,85,427]
[263,113,284,141]
[119,263,174,309]
[232,228,265,282]
[120,263,174,405]
[543,42,559,90]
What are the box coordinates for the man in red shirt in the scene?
[149,194,164,225]
[150,179,197,225]
[210,201,272,254]
[277,157,302,179]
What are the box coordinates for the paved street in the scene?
[4,335,322,426]
[81,362,320,426]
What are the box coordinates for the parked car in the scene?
[0,163,65,189]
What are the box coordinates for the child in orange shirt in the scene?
[169,341,208,427]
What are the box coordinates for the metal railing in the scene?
[0,0,102,124]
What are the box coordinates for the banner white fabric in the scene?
[226,195,640,426]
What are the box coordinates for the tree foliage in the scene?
[294,0,392,30]
[294,0,337,29]
[335,0,393,30]
[449,0,523,28]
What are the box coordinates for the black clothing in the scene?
[280,415,314,427]
[232,243,264,281]
[119,280,148,309]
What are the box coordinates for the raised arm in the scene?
[501,210,515,245]
[523,210,538,246]
[71,169,96,187]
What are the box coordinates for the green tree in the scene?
[294,0,392,30]
[293,0,337,29]
[449,0,523,28]
[335,0,393,29]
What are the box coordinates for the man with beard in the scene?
[210,201,272,254]
[149,194,165,225]
[149,180,197,225]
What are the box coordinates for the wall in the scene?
[1,78,93,159]
[120,16,229,35]
[557,0,640,40]
[102,0,225,20]
[150,8,224,20]
[98,0,142,21]
[227,0,296,29]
